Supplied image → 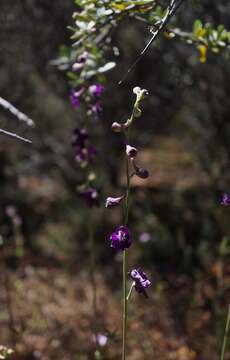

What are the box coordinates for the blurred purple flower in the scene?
[81,187,99,208]
[72,128,88,147]
[75,145,96,164]
[72,62,84,72]
[139,232,151,243]
[220,193,230,206]
[91,101,103,117]
[89,84,104,97]
[92,333,108,347]
[72,128,96,165]
[129,268,151,297]
[105,195,125,208]
[70,88,84,108]
[109,225,132,250]
[5,205,17,218]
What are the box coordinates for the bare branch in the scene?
[0,97,35,127]
[0,129,32,143]
[119,0,186,84]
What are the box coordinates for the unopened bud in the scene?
[126,145,138,158]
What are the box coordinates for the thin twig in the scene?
[0,97,35,127]
[119,0,186,84]
[0,129,32,143]
[220,304,230,360]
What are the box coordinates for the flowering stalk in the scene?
[108,87,151,360]
[89,215,97,322]
[122,127,130,360]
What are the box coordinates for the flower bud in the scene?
[111,122,123,132]
[132,159,149,179]
[136,168,149,179]
[78,51,88,63]
[126,145,138,158]
[133,86,149,100]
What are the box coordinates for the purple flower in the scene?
[109,225,132,250]
[139,232,151,243]
[75,145,96,165]
[92,333,108,347]
[105,195,125,208]
[72,128,96,165]
[80,187,99,208]
[87,145,97,160]
[220,193,230,206]
[129,268,151,297]
[72,62,84,72]
[70,88,84,108]
[89,84,104,97]
[91,101,103,117]
[72,128,88,147]
[126,145,138,158]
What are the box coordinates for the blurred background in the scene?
[0,1,229,359]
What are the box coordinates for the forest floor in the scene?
[0,253,229,360]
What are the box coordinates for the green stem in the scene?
[220,304,230,360]
[122,129,131,360]
[89,215,97,324]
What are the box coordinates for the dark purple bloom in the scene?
[72,128,88,147]
[105,195,125,208]
[72,128,96,165]
[91,101,103,117]
[70,88,84,108]
[220,193,230,206]
[109,225,132,250]
[80,187,99,208]
[87,145,97,160]
[129,268,151,297]
[89,84,104,97]
[75,145,96,165]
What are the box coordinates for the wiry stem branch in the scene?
[220,304,230,360]
[0,97,35,127]
[119,0,186,84]
[0,129,32,143]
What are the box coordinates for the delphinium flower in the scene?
[129,268,151,297]
[105,87,151,360]
[220,193,230,206]
[109,225,132,250]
